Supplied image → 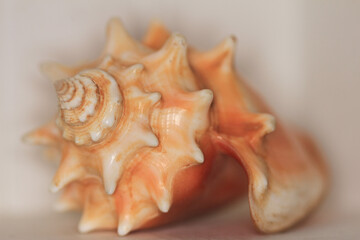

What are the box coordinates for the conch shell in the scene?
[24,18,327,236]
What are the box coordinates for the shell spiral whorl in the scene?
[55,69,122,145]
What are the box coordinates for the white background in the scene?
[0,0,359,239]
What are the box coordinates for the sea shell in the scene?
[24,18,327,236]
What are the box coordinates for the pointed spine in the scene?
[54,182,85,212]
[116,193,158,236]
[23,121,60,146]
[248,113,276,154]
[192,36,236,73]
[50,145,86,192]
[142,20,170,50]
[100,86,161,195]
[104,18,151,58]
[78,183,117,233]
[143,33,198,92]
[143,156,172,213]
[116,63,145,86]
[40,62,75,82]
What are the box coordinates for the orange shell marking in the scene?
[24,18,327,236]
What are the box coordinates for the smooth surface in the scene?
[1,0,360,238]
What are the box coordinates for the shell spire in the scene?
[54,69,123,146]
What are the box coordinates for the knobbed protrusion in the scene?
[142,20,170,50]
[55,69,123,145]
[143,33,198,93]
[40,62,75,82]
[104,18,152,58]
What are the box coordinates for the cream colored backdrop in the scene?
[0,0,359,222]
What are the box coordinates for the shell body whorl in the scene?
[24,18,328,236]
